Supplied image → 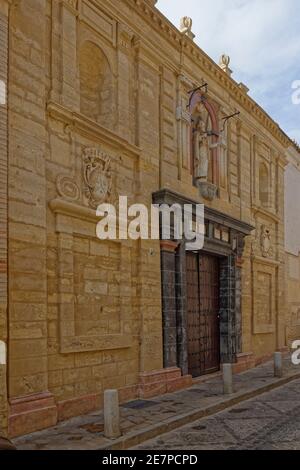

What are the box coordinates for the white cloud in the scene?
[157,0,300,139]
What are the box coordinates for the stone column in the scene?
[175,242,188,375]
[276,156,287,351]
[160,241,178,368]
[8,0,56,437]
[117,24,135,142]
[220,255,237,363]
[235,261,242,354]
[0,0,9,438]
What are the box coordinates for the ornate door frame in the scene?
[153,189,254,375]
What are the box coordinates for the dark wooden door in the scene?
[186,252,220,377]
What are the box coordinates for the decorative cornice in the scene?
[251,255,281,267]
[124,0,291,149]
[47,101,141,158]
[252,205,280,224]
[49,198,98,224]
[153,189,254,235]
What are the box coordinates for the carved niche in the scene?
[191,100,218,201]
[83,148,112,209]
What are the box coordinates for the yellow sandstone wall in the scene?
[285,147,300,347]
[3,0,292,437]
[0,0,9,438]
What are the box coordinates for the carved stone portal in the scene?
[83,148,112,209]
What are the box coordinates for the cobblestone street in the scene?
[13,360,300,450]
[134,379,300,450]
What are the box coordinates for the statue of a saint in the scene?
[193,104,210,180]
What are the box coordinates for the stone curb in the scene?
[98,371,300,450]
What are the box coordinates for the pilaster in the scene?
[0,0,10,438]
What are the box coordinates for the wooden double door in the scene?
[186,252,220,377]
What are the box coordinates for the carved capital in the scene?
[118,23,135,50]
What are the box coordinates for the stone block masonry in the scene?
[0,0,9,438]
[1,0,296,438]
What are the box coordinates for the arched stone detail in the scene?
[259,161,269,207]
[79,41,114,129]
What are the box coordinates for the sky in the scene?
[157,0,300,143]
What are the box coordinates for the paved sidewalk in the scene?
[14,357,300,450]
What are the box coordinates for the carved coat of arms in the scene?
[83,148,112,209]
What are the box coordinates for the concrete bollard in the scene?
[274,352,283,378]
[0,341,6,365]
[223,363,233,395]
[104,389,121,439]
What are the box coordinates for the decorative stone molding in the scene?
[252,259,276,335]
[178,73,196,91]
[83,148,112,209]
[125,0,291,149]
[179,17,195,41]
[176,105,191,124]
[47,101,141,158]
[145,0,158,6]
[197,181,218,201]
[239,82,249,94]
[118,23,135,50]
[56,175,80,203]
[219,54,232,76]
[49,198,133,354]
[60,0,78,15]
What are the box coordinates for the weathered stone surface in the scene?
[0,0,297,439]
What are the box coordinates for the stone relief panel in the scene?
[286,306,300,347]
[55,146,118,210]
[251,219,276,260]
[56,175,80,203]
[252,261,276,334]
[73,238,121,337]
[83,148,112,209]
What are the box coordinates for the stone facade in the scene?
[0,0,297,437]
[285,145,300,347]
[0,0,9,438]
